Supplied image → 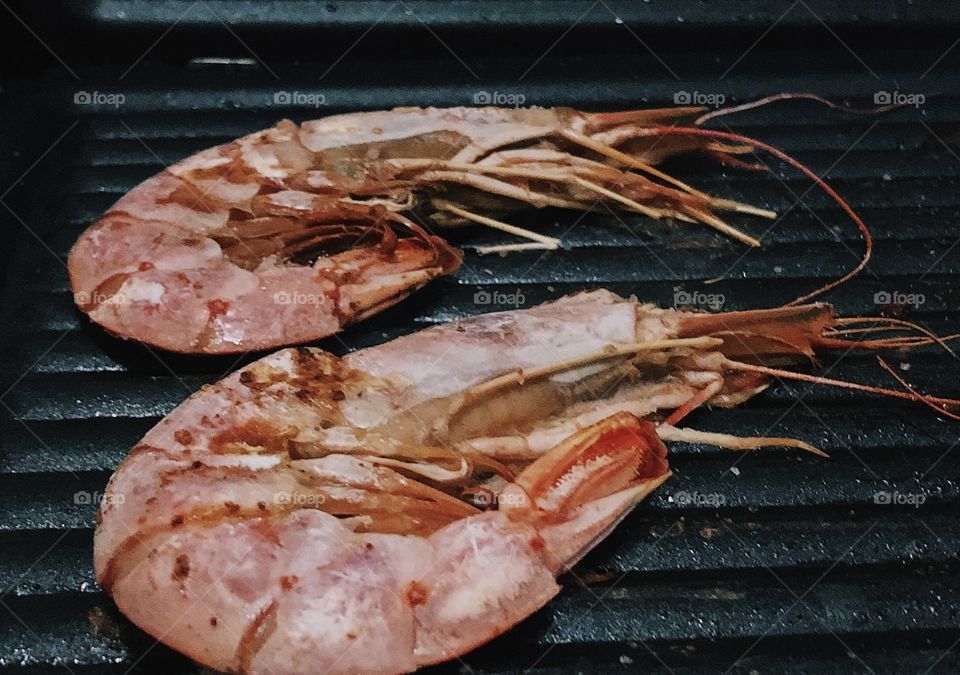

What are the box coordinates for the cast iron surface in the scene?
[2,1,960,672]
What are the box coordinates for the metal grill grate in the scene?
[3,2,960,672]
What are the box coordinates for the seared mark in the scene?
[236,365,288,392]
[129,443,199,464]
[181,151,260,186]
[174,429,194,445]
[138,261,155,272]
[97,214,132,231]
[236,349,355,429]
[172,554,190,581]
[292,347,345,381]
[237,600,279,674]
[210,617,218,627]
[405,581,429,607]
[224,501,241,514]
[210,418,294,455]
[98,530,158,592]
[195,297,231,350]
[251,518,283,547]
[85,272,131,310]
[101,495,448,601]
[208,299,230,317]
[101,512,279,593]
[157,182,217,213]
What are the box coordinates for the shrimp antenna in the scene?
[723,358,960,416]
[695,92,905,125]
[876,355,960,421]
[823,316,960,357]
[651,125,872,306]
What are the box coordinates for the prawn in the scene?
[95,290,958,673]
[69,104,783,354]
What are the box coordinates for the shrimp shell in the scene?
[96,289,880,673]
[69,106,766,354]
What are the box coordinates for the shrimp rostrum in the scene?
[69,105,774,354]
[94,290,955,673]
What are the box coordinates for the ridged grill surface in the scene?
[2,2,960,672]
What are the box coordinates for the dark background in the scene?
[2,1,960,673]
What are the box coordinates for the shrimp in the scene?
[69,105,780,354]
[94,290,958,673]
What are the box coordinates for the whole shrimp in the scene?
[69,104,786,354]
[95,290,955,674]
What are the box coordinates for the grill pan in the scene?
[3,2,960,672]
